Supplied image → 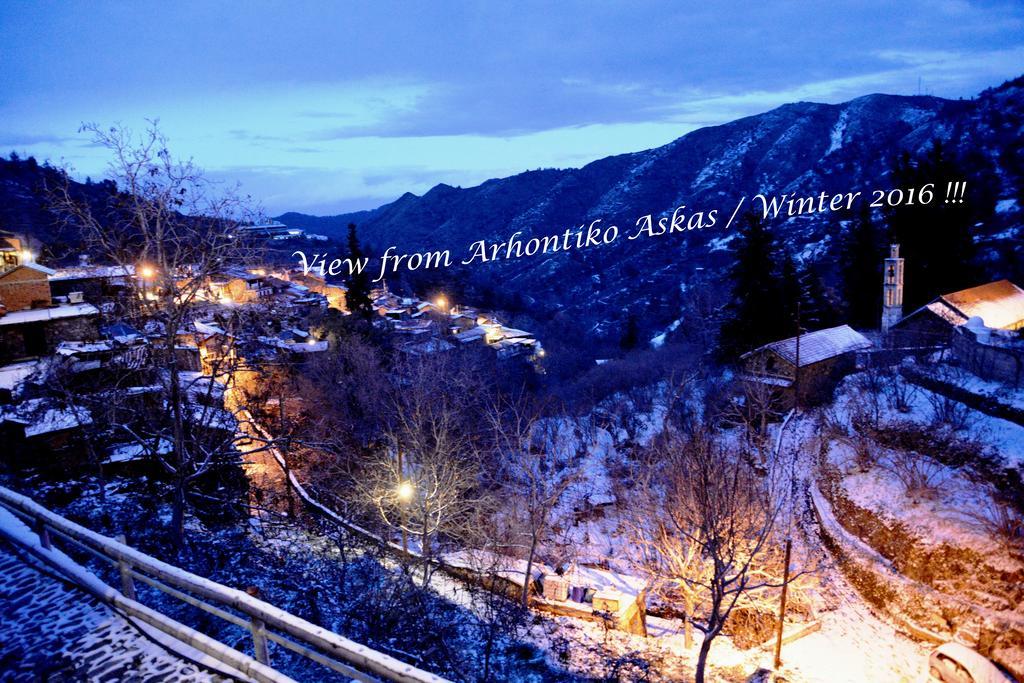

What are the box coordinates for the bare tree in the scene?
[631,428,796,683]
[51,122,260,549]
[879,449,948,505]
[726,360,786,465]
[882,366,919,414]
[486,393,581,608]
[360,353,491,585]
[964,492,1024,552]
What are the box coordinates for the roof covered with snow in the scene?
[745,324,872,366]
[49,264,134,281]
[937,279,1024,330]
[0,303,98,326]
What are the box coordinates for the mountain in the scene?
[279,76,1024,341]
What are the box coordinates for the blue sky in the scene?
[2,1,1023,215]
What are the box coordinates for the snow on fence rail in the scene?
[0,485,450,683]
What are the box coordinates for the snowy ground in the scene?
[0,538,227,682]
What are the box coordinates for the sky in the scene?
[2,1,1023,216]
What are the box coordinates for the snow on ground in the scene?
[833,368,1024,469]
[0,539,227,682]
[930,366,1024,412]
[780,590,930,683]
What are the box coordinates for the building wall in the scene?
[322,284,347,311]
[952,328,1024,387]
[743,349,857,407]
[0,268,52,312]
[224,278,259,303]
[0,315,99,362]
[889,309,953,348]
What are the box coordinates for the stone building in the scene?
[951,317,1024,387]
[740,324,873,406]
[0,263,55,312]
[889,279,1024,347]
[0,261,100,362]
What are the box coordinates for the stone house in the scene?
[287,271,347,311]
[0,262,100,362]
[740,324,873,406]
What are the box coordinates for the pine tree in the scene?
[837,204,882,329]
[619,314,640,352]
[718,212,784,361]
[777,252,802,334]
[887,140,981,310]
[797,261,839,330]
[345,223,374,320]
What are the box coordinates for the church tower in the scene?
[881,244,904,332]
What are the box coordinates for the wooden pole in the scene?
[793,302,801,411]
[34,516,51,550]
[116,534,137,600]
[397,449,407,554]
[773,538,792,669]
[251,616,271,666]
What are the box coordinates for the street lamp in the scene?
[138,264,157,304]
[396,478,414,554]
[396,480,415,503]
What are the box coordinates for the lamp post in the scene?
[139,264,156,305]
[395,447,413,554]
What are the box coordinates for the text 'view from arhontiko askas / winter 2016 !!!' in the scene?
[0,3,1023,682]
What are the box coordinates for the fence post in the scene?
[251,617,270,666]
[115,534,136,600]
[33,516,51,550]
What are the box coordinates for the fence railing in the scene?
[0,485,449,683]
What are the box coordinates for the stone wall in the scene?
[952,328,1024,387]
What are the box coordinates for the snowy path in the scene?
[776,416,931,683]
[0,538,226,682]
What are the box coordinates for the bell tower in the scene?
[881,244,904,332]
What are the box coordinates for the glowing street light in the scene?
[396,480,415,503]
[19,250,33,263]
[139,264,156,280]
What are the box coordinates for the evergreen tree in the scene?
[887,140,981,310]
[797,261,839,330]
[718,212,785,361]
[619,314,640,352]
[837,204,883,329]
[345,223,374,320]
[777,252,802,334]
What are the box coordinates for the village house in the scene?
[206,269,273,304]
[951,316,1024,387]
[48,264,134,302]
[740,324,873,406]
[0,261,100,362]
[0,397,94,469]
[286,270,348,311]
[0,234,33,273]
